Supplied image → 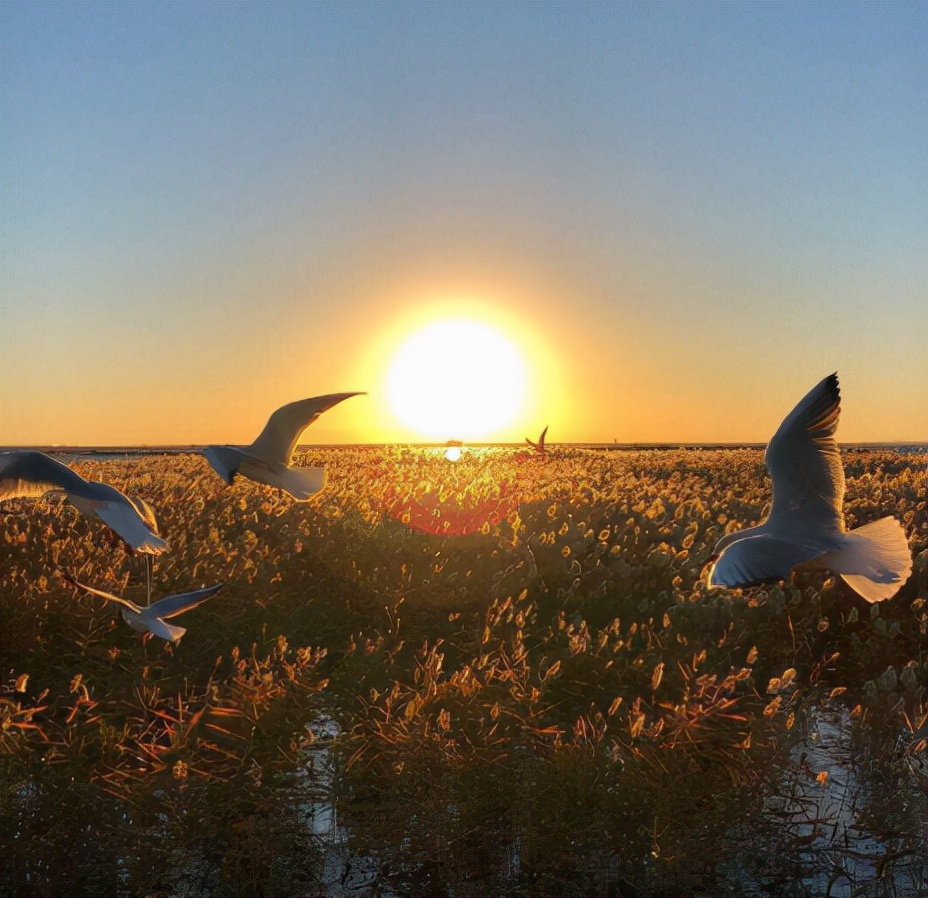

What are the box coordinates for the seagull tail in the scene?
[152,619,187,642]
[275,465,327,501]
[822,517,913,603]
[126,610,186,642]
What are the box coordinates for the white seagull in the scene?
[0,450,168,555]
[706,373,912,602]
[203,392,363,500]
[63,574,224,642]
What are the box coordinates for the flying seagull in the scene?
[62,574,224,642]
[525,425,549,455]
[203,392,363,500]
[0,450,168,555]
[705,373,912,602]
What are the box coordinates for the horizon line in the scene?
[4,441,927,453]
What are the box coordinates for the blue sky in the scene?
[2,2,925,444]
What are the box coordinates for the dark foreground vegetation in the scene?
[2,447,926,897]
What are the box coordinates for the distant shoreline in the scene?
[4,442,926,455]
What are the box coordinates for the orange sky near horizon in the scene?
[2,267,924,448]
[1,248,927,448]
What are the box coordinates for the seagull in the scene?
[203,392,363,500]
[705,374,912,602]
[525,425,549,455]
[62,574,224,642]
[0,450,168,555]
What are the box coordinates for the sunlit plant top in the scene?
[1,447,925,897]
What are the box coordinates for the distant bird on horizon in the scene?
[525,426,549,455]
[203,392,364,500]
[62,573,224,642]
[705,373,912,602]
[0,450,168,555]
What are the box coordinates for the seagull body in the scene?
[525,426,549,455]
[0,450,167,555]
[203,392,363,500]
[65,575,224,642]
[706,374,912,602]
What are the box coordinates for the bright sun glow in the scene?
[387,319,528,441]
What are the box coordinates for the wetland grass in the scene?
[2,448,925,896]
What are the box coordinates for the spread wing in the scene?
[0,450,87,499]
[148,583,224,619]
[247,392,364,465]
[202,445,246,484]
[707,535,825,588]
[92,494,169,554]
[525,426,548,453]
[765,373,844,531]
[62,573,143,614]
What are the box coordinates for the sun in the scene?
[387,319,528,441]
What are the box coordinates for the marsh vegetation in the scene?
[2,448,926,897]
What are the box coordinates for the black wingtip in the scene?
[825,372,841,409]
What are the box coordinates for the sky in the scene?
[2,1,926,446]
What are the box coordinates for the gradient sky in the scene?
[2,1,926,445]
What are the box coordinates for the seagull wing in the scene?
[708,535,825,588]
[63,574,143,614]
[0,450,88,499]
[247,392,364,465]
[765,373,844,532]
[146,583,224,620]
[88,484,169,555]
[202,445,247,484]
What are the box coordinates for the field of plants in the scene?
[1,446,926,898]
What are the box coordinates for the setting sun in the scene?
[386,319,528,441]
